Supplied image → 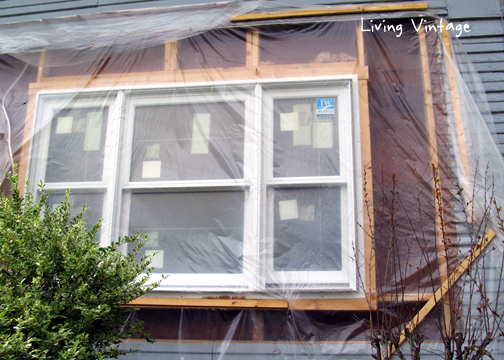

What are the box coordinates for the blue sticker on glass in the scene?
[316,98,335,117]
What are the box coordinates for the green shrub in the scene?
[0,171,161,359]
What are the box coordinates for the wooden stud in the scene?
[419,26,452,336]
[441,20,471,192]
[385,229,497,360]
[355,21,376,310]
[231,3,428,22]
[37,51,49,82]
[164,41,178,71]
[419,28,438,166]
[359,78,375,308]
[246,30,259,67]
[356,22,365,68]
[18,94,37,195]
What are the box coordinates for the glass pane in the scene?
[128,191,244,274]
[273,97,339,177]
[273,187,341,271]
[47,192,104,240]
[130,101,245,181]
[46,107,108,182]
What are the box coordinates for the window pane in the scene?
[130,101,245,181]
[46,107,108,182]
[128,191,244,274]
[273,187,341,271]
[273,97,339,177]
[47,192,104,240]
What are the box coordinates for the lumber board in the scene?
[246,30,259,67]
[18,94,36,195]
[164,41,178,71]
[125,298,289,309]
[231,2,428,22]
[28,61,361,94]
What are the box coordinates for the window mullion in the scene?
[101,91,124,246]
[247,84,263,291]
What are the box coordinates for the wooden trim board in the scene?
[231,3,428,22]
[28,61,363,94]
[124,297,373,311]
[124,298,289,309]
[419,26,452,336]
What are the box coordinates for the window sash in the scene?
[29,93,122,246]
[118,88,258,290]
[261,82,357,291]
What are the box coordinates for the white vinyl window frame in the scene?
[261,82,357,291]
[27,92,122,245]
[27,76,361,294]
[119,87,258,291]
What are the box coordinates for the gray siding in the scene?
[446,0,504,154]
[0,0,447,25]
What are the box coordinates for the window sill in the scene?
[124,297,373,310]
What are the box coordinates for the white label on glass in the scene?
[293,125,312,146]
[145,250,164,268]
[280,112,299,131]
[293,104,312,126]
[313,120,333,149]
[191,113,211,154]
[84,111,102,151]
[145,231,159,247]
[279,199,299,220]
[56,117,73,134]
[300,205,315,221]
[74,118,86,133]
[146,143,160,159]
[142,160,161,178]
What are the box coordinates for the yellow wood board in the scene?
[28,62,363,94]
[231,3,428,22]
[125,298,289,309]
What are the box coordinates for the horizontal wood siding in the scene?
[0,0,447,24]
[447,0,504,155]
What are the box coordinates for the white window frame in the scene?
[260,82,357,291]
[27,92,122,245]
[27,76,361,294]
[120,87,257,291]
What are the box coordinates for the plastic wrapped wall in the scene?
[1,2,504,359]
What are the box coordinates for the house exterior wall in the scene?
[1,1,504,359]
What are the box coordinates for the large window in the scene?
[28,78,360,292]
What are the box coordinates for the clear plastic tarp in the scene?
[1,2,504,359]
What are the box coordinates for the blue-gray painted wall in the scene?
[1,0,503,154]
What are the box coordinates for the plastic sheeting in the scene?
[1,2,504,358]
